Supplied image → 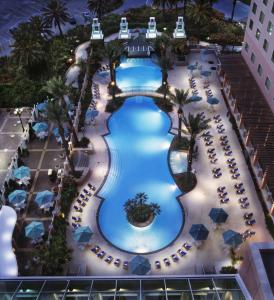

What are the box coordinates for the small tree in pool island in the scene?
[124,193,161,226]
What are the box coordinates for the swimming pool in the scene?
[98,96,184,254]
[116,56,162,92]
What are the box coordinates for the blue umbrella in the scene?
[72,226,93,244]
[8,190,27,206]
[25,221,45,240]
[189,95,202,102]
[223,230,243,248]
[32,122,48,133]
[36,102,47,112]
[207,97,219,105]
[52,127,70,139]
[85,109,99,121]
[13,166,30,180]
[189,224,209,241]
[35,190,54,207]
[209,208,228,224]
[201,70,212,77]
[129,256,151,275]
[187,64,197,71]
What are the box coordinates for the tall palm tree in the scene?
[169,89,190,138]
[231,0,237,22]
[159,56,172,100]
[29,15,52,39]
[104,40,122,85]
[11,23,45,70]
[87,0,108,21]
[154,34,171,58]
[42,0,70,37]
[43,76,79,144]
[182,113,210,176]
[46,101,76,176]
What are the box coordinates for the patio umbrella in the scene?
[36,102,48,112]
[25,221,45,240]
[72,226,93,245]
[201,70,212,77]
[13,166,30,180]
[52,127,70,139]
[129,255,151,275]
[187,64,197,71]
[32,122,48,134]
[35,190,54,208]
[189,224,209,241]
[85,109,99,122]
[223,230,243,248]
[209,208,228,224]
[189,95,202,102]
[207,97,219,105]
[8,190,27,206]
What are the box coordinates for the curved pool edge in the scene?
[94,95,186,255]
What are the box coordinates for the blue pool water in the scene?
[98,96,184,253]
[116,57,162,92]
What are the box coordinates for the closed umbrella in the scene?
[129,255,151,275]
[209,208,228,224]
[13,166,30,180]
[72,226,93,245]
[35,190,54,208]
[207,97,219,105]
[223,230,243,248]
[8,190,27,206]
[189,224,209,241]
[189,95,202,102]
[25,221,45,240]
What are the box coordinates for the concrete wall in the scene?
[241,0,274,112]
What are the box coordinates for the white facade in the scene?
[241,0,274,112]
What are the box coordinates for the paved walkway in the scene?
[66,51,271,276]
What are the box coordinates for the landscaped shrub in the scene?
[105,97,125,113]
[60,176,78,216]
[220,266,238,274]
[76,137,90,148]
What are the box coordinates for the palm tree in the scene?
[231,0,237,22]
[169,89,190,138]
[29,15,52,39]
[87,0,108,20]
[182,113,210,176]
[11,23,45,70]
[104,40,122,85]
[42,0,70,37]
[43,76,79,144]
[159,56,172,100]
[46,101,76,176]
[154,34,171,58]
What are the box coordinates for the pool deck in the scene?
[67,52,272,276]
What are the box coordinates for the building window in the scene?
[251,52,256,63]
[263,0,268,5]
[265,77,271,90]
[257,64,263,76]
[252,2,257,14]
[244,42,249,52]
[259,11,265,23]
[267,21,273,35]
[263,39,269,52]
[255,28,261,40]
[272,51,274,63]
[249,19,254,30]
